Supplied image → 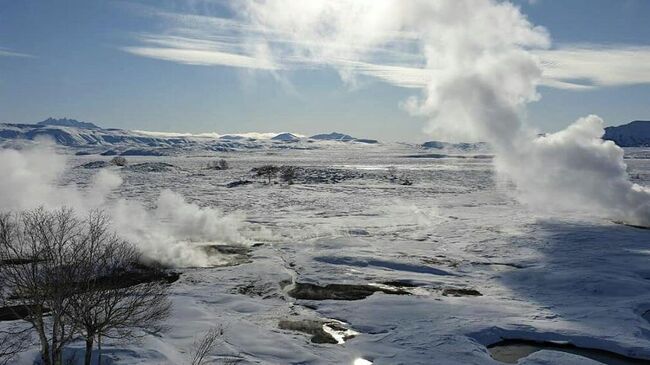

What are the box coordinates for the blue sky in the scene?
[1,0,649,141]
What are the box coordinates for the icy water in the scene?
[30,144,650,364]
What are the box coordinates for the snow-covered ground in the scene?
[7,143,650,364]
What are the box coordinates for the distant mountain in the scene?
[604,121,650,147]
[38,117,99,129]
[271,133,300,142]
[309,132,378,144]
[310,132,355,141]
[219,135,249,141]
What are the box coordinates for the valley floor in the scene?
[7,143,650,364]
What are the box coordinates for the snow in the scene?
[3,142,650,364]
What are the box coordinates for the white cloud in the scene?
[120,3,650,92]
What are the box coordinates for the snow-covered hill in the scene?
[310,132,378,144]
[0,118,381,155]
[604,120,650,147]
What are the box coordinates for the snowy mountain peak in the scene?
[271,133,301,142]
[38,117,100,130]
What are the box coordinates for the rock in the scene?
[278,319,358,344]
[279,319,339,344]
[226,180,253,188]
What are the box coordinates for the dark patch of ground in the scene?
[287,282,409,301]
[0,258,43,265]
[0,305,51,321]
[441,288,482,297]
[226,180,253,188]
[77,161,110,169]
[381,280,420,288]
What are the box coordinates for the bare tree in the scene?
[252,165,278,184]
[279,166,298,185]
[0,209,172,365]
[0,208,86,365]
[65,211,171,365]
[188,327,223,365]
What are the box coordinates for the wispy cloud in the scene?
[119,5,650,92]
[0,47,33,58]
[122,34,279,69]
[535,45,650,89]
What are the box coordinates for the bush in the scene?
[207,159,229,170]
[251,165,279,184]
[110,156,127,166]
[279,166,298,185]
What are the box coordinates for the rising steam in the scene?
[0,145,267,267]
[237,0,650,226]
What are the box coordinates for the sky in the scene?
[1,0,650,142]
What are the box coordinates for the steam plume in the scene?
[0,145,266,267]
[238,0,650,226]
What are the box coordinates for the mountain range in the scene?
[1,118,647,156]
[0,118,379,155]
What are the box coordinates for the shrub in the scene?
[110,156,127,166]
[207,159,229,170]
[252,165,279,184]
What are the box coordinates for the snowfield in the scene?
[5,142,650,365]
